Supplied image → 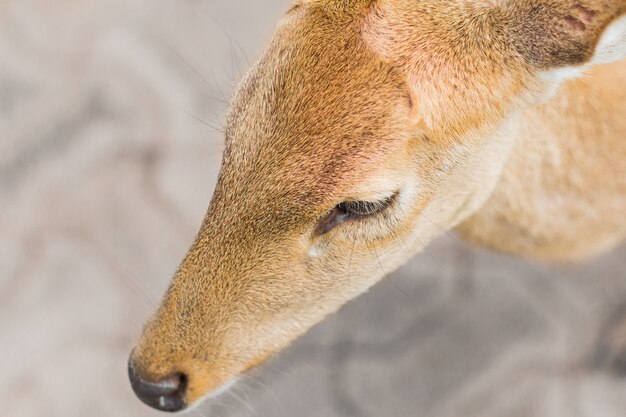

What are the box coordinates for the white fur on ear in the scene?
[592,13,626,65]
[540,13,626,90]
[537,66,584,101]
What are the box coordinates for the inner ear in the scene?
[510,1,626,70]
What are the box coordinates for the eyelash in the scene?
[337,200,391,218]
[316,195,396,235]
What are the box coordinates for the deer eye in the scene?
[316,195,396,235]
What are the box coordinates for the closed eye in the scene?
[316,194,397,235]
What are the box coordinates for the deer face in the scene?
[129,0,626,412]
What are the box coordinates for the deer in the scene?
[127,0,626,412]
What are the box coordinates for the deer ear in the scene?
[511,1,626,71]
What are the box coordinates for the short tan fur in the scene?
[130,0,626,409]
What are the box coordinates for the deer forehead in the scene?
[221,7,416,208]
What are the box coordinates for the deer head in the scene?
[129,0,626,412]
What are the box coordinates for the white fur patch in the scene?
[592,13,626,65]
[539,13,626,91]
[540,67,585,83]
[308,244,324,258]
[537,66,585,100]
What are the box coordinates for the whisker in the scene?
[227,36,243,82]
[420,211,462,244]
[396,205,446,271]
[207,65,231,104]
[347,234,357,276]
[195,8,251,69]
[166,45,229,105]
[369,240,410,298]
[172,104,225,134]
[406,226,445,271]
[392,229,414,265]
[324,227,341,248]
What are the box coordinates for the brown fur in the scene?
[131,0,626,407]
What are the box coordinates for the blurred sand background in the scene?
[1,1,626,416]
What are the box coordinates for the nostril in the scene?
[128,357,188,413]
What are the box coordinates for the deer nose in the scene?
[128,357,188,413]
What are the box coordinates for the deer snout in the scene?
[128,354,188,413]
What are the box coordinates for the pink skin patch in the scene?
[565,4,598,31]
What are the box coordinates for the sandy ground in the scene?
[1,1,626,416]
